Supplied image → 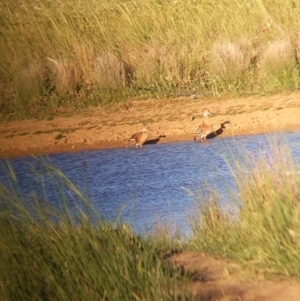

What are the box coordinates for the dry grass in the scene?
[1,0,300,119]
[0,158,188,301]
[210,40,251,79]
[190,145,300,277]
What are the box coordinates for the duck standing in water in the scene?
[128,127,152,148]
[194,110,213,142]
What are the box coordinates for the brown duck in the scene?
[194,110,213,142]
[128,127,152,148]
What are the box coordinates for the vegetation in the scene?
[1,0,300,296]
[1,0,300,120]
[190,146,300,277]
[0,160,189,301]
[1,143,300,299]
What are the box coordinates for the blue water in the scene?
[1,131,300,235]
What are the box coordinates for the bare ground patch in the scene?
[1,92,300,159]
[171,252,300,301]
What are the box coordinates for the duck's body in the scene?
[194,110,213,142]
[128,128,151,148]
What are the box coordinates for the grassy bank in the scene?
[190,146,300,277]
[1,0,300,120]
[0,160,189,301]
[1,144,300,300]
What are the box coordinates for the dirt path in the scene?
[0,92,300,159]
[171,252,300,301]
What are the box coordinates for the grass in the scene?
[54,132,64,140]
[1,141,300,300]
[31,128,77,136]
[1,0,300,120]
[189,145,300,277]
[4,132,30,138]
[0,159,189,301]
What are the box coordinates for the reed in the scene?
[190,145,300,277]
[1,0,300,119]
[0,159,188,301]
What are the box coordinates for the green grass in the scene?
[54,132,64,140]
[32,128,77,136]
[1,0,300,120]
[189,145,300,277]
[0,159,189,301]
[2,141,300,300]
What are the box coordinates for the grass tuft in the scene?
[0,159,189,301]
[190,145,300,277]
[1,0,300,120]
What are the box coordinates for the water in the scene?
[1,131,300,236]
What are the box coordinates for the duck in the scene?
[128,127,152,148]
[194,110,213,142]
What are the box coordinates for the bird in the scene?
[128,127,152,148]
[194,110,213,142]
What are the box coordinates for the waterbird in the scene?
[194,110,213,142]
[128,127,152,148]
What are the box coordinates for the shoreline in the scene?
[1,126,300,160]
[1,92,300,160]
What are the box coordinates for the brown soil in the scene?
[1,92,300,299]
[171,252,300,301]
[1,91,300,159]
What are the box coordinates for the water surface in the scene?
[1,131,300,235]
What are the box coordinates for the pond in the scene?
[1,131,300,236]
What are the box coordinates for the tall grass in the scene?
[1,142,300,299]
[0,160,189,301]
[1,0,300,119]
[190,145,300,277]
